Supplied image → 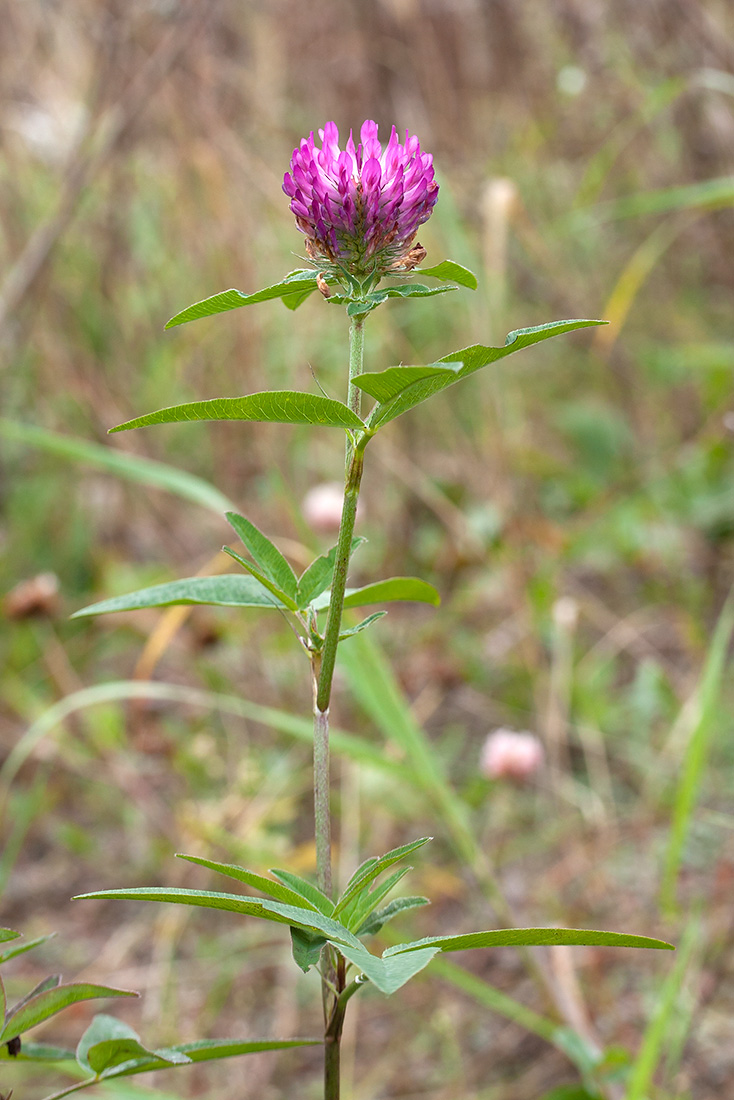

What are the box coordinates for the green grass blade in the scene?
[660,591,734,910]
[625,917,699,1100]
[584,175,734,222]
[429,955,557,1043]
[0,681,403,804]
[339,633,474,853]
[0,418,232,514]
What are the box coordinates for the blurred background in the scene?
[1,1,733,1098]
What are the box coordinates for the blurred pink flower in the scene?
[283,120,438,277]
[480,729,544,782]
[302,482,345,534]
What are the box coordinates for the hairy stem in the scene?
[312,655,332,899]
[312,314,367,1100]
[346,314,365,420]
[317,314,366,712]
[316,444,365,712]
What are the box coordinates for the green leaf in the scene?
[6,1041,75,1062]
[551,1028,603,1078]
[95,1040,190,1074]
[77,1015,190,1077]
[385,927,675,956]
[72,574,288,619]
[414,260,478,289]
[365,320,607,430]
[357,896,430,936]
[338,942,439,995]
[290,927,327,974]
[312,578,440,612]
[346,293,388,317]
[223,547,299,610]
[0,418,233,515]
[268,870,335,917]
[256,900,361,948]
[345,866,413,930]
[334,837,432,917]
[74,888,356,948]
[109,391,365,434]
[0,983,137,1043]
[225,512,298,599]
[297,537,366,607]
[74,886,290,923]
[0,932,56,965]
[0,974,5,1022]
[7,975,61,1020]
[356,363,463,406]
[281,285,320,311]
[382,284,458,300]
[338,611,387,641]
[339,578,440,609]
[74,1016,317,1084]
[165,271,320,328]
[77,1015,139,1072]
[107,1036,321,1078]
[176,855,318,910]
[0,928,20,945]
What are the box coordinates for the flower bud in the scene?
[283,120,439,279]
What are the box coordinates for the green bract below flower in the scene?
[283,120,439,279]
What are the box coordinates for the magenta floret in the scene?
[283,120,439,277]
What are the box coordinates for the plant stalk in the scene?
[311,314,367,1100]
[312,654,332,899]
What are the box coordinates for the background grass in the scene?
[1,1,733,1097]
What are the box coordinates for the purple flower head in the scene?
[283,120,439,278]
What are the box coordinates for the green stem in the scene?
[312,656,332,899]
[316,444,365,712]
[316,315,366,713]
[312,313,368,1100]
[346,314,365,421]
